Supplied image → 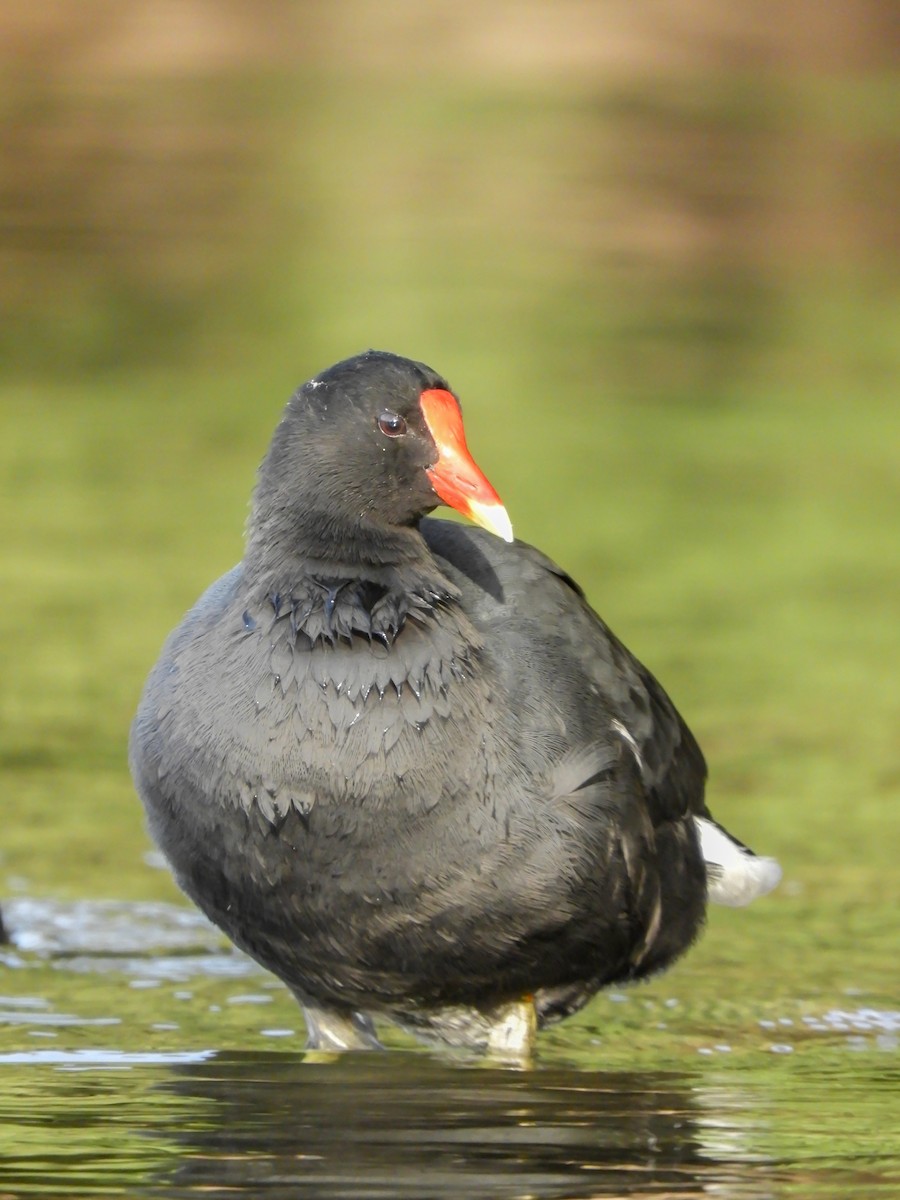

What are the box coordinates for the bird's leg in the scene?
[293,994,382,1051]
[484,997,537,1066]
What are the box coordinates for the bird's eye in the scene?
[377,411,407,438]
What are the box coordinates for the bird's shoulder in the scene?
[422,519,708,823]
[422,517,583,610]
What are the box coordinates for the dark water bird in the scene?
[130,350,780,1056]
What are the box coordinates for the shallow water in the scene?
[1,902,898,1198]
[1,4,899,1197]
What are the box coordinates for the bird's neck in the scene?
[246,505,422,571]
[242,511,459,646]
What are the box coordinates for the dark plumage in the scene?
[130,350,779,1054]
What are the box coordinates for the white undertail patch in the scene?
[695,817,782,907]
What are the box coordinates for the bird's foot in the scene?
[295,997,383,1052]
[483,997,537,1068]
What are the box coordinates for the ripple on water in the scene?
[0,897,260,985]
[3,897,223,955]
[0,1047,216,1068]
[0,899,268,1057]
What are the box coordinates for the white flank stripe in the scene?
[611,719,644,772]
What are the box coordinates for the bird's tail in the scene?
[694,817,782,907]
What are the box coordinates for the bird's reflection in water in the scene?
[153,1051,776,1199]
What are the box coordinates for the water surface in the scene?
[1,901,897,1198]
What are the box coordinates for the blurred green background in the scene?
[0,1,897,1000]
